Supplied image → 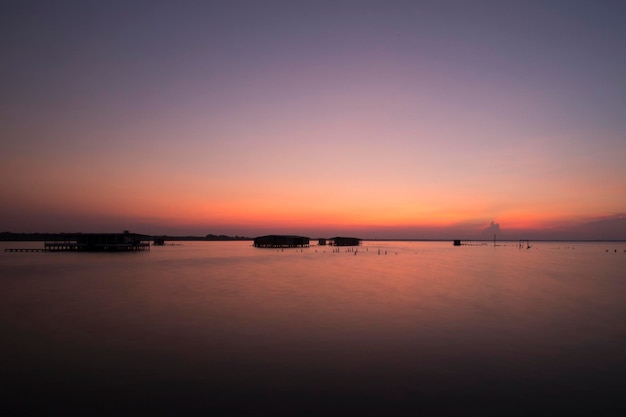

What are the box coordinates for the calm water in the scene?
[1,240,626,416]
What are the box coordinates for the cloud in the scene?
[482,221,501,237]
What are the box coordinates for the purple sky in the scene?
[1,1,625,239]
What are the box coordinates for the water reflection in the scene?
[1,241,626,415]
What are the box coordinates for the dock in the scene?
[453,240,488,246]
[328,237,361,246]
[253,235,310,248]
[5,248,50,252]
[5,233,150,252]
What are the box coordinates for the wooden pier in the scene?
[328,237,361,246]
[5,244,79,252]
[453,240,488,246]
[5,248,50,252]
[5,233,150,253]
[253,235,310,248]
[253,235,363,248]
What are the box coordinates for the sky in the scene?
[1,0,625,240]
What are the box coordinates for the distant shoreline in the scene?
[1,232,624,243]
[0,232,251,242]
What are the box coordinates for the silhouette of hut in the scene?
[74,232,149,251]
[253,235,310,248]
[329,237,361,246]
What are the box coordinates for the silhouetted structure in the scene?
[329,237,361,246]
[318,238,327,246]
[453,240,488,246]
[45,233,149,252]
[253,235,310,248]
[153,238,165,246]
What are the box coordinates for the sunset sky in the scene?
[1,1,625,239]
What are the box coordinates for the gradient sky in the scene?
[1,0,625,239]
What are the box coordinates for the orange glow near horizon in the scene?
[90,199,601,235]
[3,147,622,237]
[3,150,619,235]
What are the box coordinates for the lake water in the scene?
[1,240,626,416]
